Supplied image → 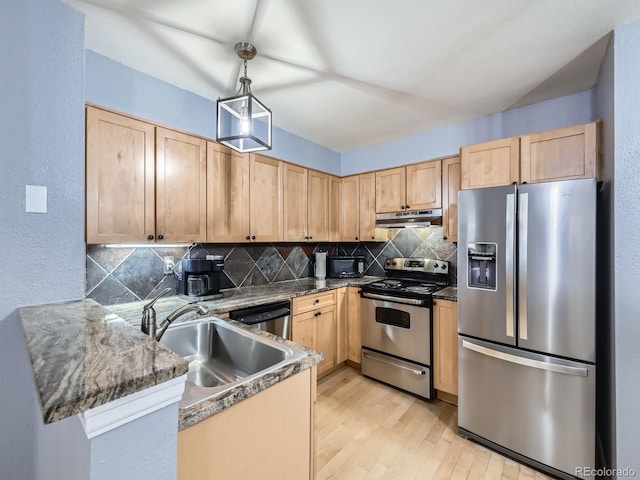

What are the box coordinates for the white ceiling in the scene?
[66,0,640,152]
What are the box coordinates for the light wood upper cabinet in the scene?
[86,107,206,244]
[206,142,250,243]
[441,156,461,243]
[86,106,156,244]
[460,137,520,190]
[307,170,329,242]
[283,163,308,242]
[328,175,342,242]
[434,299,458,397]
[376,160,441,213]
[406,160,441,209]
[375,167,405,212]
[359,172,377,241]
[340,175,360,242]
[155,127,207,243]
[346,286,362,365]
[250,154,283,242]
[520,121,601,184]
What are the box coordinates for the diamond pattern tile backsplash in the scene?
[86,226,457,305]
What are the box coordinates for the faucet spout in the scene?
[155,303,209,341]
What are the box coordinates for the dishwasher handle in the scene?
[233,307,290,325]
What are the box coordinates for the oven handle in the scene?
[363,351,427,376]
[360,291,428,306]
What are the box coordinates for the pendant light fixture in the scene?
[216,42,272,153]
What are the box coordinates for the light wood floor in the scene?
[316,366,554,480]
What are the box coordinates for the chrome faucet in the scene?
[141,287,209,341]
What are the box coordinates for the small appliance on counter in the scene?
[175,256,224,301]
[328,256,365,278]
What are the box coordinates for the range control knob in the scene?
[392,261,397,266]
[441,264,447,270]
[433,263,439,269]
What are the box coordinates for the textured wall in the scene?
[0,0,85,478]
[85,50,342,175]
[612,22,640,473]
[593,35,616,470]
[341,89,595,175]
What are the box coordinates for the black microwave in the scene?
[328,256,365,278]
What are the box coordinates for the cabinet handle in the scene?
[246,236,251,240]
[148,234,154,240]
[158,234,164,240]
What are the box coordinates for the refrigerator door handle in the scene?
[519,193,529,340]
[461,340,589,377]
[505,193,516,338]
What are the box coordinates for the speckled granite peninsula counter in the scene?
[433,286,458,301]
[18,298,188,424]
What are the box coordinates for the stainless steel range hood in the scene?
[375,209,442,228]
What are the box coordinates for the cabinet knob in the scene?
[246,235,251,240]
[355,237,358,241]
[314,311,321,317]
[400,205,406,210]
[315,299,320,304]
[158,234,164,240]
[251,235,256,240]
[148,235,154,240]
[371,236,374,240]
[433,300,437,305]
[309,236,312,240]
[405,204,410,209]
[443,236,448,240]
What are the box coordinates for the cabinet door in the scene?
[340,175,360,242]
[359,172,377,241]
[307,170,329,242]
[206,142,250,243]
[283,163,308,242]
[292,311,315,351]
[86,107,155,244]
[461,137,519,190]
[375,167,405,213]
[315,306,337,377]
[328,175,342,242]
[441,156,461,243]
[335,287,348,364]
[406,160,442,209]
[155,127,207,243]
[347,287,361,364]
[520,121,601,184]
[434,299,458,396]
[250,154,283,242]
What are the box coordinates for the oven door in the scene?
[360,295,431,366]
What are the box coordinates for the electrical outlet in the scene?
[163,256,175,275]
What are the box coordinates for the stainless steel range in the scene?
[360,257,449,399]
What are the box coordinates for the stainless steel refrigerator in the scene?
[458,178,596,480]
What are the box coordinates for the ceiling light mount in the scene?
[216,42,272,153]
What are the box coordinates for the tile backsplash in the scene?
[86,226,457,305]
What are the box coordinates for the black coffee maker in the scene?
[176,256,224,301]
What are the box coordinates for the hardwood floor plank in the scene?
[316,367,554,480]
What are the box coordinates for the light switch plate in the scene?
[26,185,47,213]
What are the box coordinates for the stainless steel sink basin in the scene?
[160,317,307,408]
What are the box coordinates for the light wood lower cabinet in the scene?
[292,291,337,378]
[433,299,458,400]
[335,287,348,364]
[346,287,362,365]
[178,368,316,480]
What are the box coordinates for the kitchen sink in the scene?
[160,317,307,408]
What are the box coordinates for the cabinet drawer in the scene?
[292,291,336,315]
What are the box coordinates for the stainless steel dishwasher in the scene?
[228,300,292,340]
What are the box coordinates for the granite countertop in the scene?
[108,276,380,326]
[433,286,457,301]
[19,299,188,424]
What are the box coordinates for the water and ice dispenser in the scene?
[467,242,497,290]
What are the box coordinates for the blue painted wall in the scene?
[611,22,640,473]
[0,0,85,478]
[341,89,594,176]
[85,51,342,175]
